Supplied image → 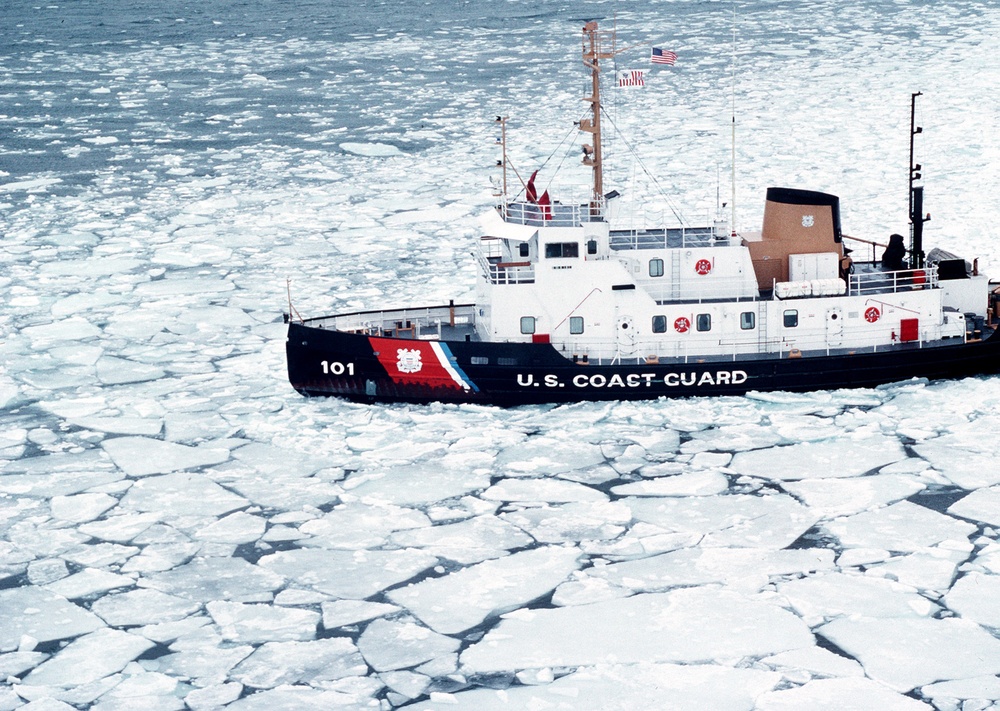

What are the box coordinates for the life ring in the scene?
[695,259,713,275]
[674,317,691,333]
[864,306,881,323]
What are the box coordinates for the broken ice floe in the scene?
[387,546,581,634]
[729,435,906,481]
[818,616,1000,691]
[22,628,154,687]
[460,588,813,672]
[101,438,231,478]
[410,663,783,710]
[340,142,404,157]
[0,588,104,651]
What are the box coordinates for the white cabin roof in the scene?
[479,207,539,243]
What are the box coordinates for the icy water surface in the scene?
[3,0,1000,709]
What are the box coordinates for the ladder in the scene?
[758,301,769,351]
[670,250,681,300]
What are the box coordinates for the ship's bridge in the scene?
[477,201,616,285]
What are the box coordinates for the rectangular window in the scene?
[740,312,755,330]
[518,242,530,258]
[569,316,584,334]
[652,315,667,333]
[696,313,712,332]
[587,239,598,255]
[497,357,518,366]
[520,316,536,334]
[649,258,664,277]
[544,242,579,259]
[783,310,799,328]
[470,356,489,365]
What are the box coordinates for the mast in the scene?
[495,115,508,199]
[580,21,615,216]
[908,91,927,269]
[731,1,737,236]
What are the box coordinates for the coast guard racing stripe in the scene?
[370,337,478,392]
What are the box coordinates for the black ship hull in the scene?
[286,320,1000,406]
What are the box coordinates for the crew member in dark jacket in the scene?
[881,233,906,271]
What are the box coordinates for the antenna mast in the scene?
[908,91,928,269]
[730,1,737,236]
[580,21,616,216]
[494,115,508,199]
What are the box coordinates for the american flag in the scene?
[618,69,645,87]
[651,47,678,65]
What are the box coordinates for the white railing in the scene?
[848,266,938,295]
[500,201,599,227]
[544,321,952,365]
[477,237,535,285]
[305,304,476,338]
[609,225,729,250]
[479,236,503,260]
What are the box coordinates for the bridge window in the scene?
[740,312,755,330]
[783,310,799,328]
[520,316,536,334]
[569,316,584,334]
[649,258,664,277]
[544,242,579,259]
[696,314,712,332]
[652,315,667,333]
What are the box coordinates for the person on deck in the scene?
[881,233,906,271]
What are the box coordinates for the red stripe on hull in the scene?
[370,337,463,391]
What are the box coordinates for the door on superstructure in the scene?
[616,315,637,358]
[826,306,844,347]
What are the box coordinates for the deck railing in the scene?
[609,225,731,250]
[848,266,938,295]
[500,201,599,227]
[547,321,953,365]
[477,237,535,285]
[305,304,476,338]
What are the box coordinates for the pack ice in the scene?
[3,0,1000,709]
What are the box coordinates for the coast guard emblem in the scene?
[802,215,815,227]
[396,348,423,373]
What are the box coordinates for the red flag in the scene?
[538,190,552,220]
[526,170,538,204]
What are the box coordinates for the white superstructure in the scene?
[474,192,984,364]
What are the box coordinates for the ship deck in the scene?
[294,300,992,365]
[300,303,479,341]
[586,327,994,367]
